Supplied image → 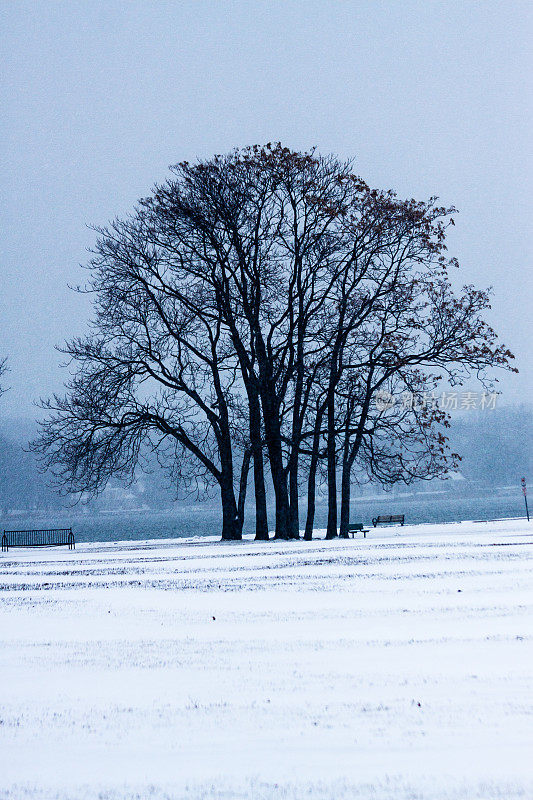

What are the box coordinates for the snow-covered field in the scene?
[0,519,532,799]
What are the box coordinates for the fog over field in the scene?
[1,406,532,516]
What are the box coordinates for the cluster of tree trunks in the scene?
[33,145,516,540]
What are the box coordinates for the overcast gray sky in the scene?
[1,0,531,418]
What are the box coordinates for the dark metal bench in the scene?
[372,514,405,527]
[347,522,370,538]
[2,528,75,552]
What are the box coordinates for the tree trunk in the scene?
[269,437,292,539]
[237,448,251,537]
[303,404,324,541]
[263,403,291,539]
[219,433,241,541]
[220,476,241,541]
[338,411,353,537]
[339,388,373,538]
[255,339,293,539]
[253,452,269,541]
[248,385,269,540]
[325,383,338,539]
[288,460,300,540]
[288,311,305,540]
[339,452,351,538]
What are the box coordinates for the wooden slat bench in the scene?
[1,528,75,552]
[372,514,405,527]
[347,522,370,538]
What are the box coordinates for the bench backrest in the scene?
[372,515,405,526]
[347,523,364,531]
[2,528,74,549]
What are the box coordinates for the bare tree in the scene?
[33,145,516,542]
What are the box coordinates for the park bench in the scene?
[347,522,370,538]
[1,528,75,552]
[372,514,405,527]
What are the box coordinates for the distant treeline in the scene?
[448,404,532,488]
[0,421,60,514]
[1,405,531,514]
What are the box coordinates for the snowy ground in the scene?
[0,519,532,800]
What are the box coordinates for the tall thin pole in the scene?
[522,477,529,522]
